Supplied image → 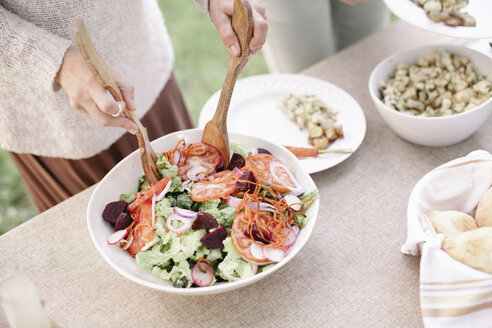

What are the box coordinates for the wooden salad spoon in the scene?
[201,0,254,168]
[74,19,161,185]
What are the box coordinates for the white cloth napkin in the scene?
[401,150,492,327]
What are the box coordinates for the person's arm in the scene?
[0,6,138,134]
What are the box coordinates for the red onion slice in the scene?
[224,196,243,207]
[181,179,191,187]
[224,196,277,213]
[283,195,301,211]
[251,148,258,155]
[173,207,198,219]
[187,165,207,181]
[191,261,214,287]
[291,225,301,236]
[269,162,304,194]
[173,149,181,165]
[107,229,128,245]
[250,243,266,260]
[121,234,134,250]
[155,180,172,202]
[263,247,285,262]
[233,167,243,178]
[166,214,192,234]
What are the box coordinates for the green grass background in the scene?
[0,0,269,235]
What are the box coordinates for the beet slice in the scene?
[192,212,218,230]
[248,225,272,244]
[115,212,133,231]
[102,201,128,225]
[200,227,227,249]
[235,170,256,193]
[257,148,271,155]
[227,153,245,170]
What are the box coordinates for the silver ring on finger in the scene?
[112,103,124,117]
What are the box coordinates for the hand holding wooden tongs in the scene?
[74,19,160,185]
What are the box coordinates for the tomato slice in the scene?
[129,177,171,211]
[127,200,154,257]
[190,170,237,202]
[178,143,223,180]
[245,154,295,193]
[230,210,272,264]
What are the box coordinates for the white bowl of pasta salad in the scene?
[87,128,319,295]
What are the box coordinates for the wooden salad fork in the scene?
[201,0,254,168]
[74,19,160,185]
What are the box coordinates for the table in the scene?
[2,21,489,327]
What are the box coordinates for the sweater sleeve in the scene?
[0,6,72,92]
[193,0,210,15]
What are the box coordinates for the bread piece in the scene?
[442,227,492,274]
[428,210,477,236]
[475,187,492,227]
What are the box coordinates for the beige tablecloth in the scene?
[2,21,489,327]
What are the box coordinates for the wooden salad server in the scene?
[74,19,161,185]
[201,0,254,168]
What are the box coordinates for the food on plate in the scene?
[441,227,492,274]
[279,93,343,150]
[379,49,492,117]
[426,210,477,236]
[283,145,353,158]
[474,187,492,227]
[412,0,476,27]
[102,140,318,288]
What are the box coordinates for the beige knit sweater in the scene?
[0,0,209,159]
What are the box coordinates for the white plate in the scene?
[87,128,319,296]
[198,74,366,174]
[384,0,492,39]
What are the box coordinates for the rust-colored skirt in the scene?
[9,74,193,212]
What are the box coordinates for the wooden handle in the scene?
[74,19,159,182]
[74,19,124,102]
[213,0,254,125]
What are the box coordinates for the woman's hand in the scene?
[209,0,268,60]
[56,46,138,134]
[338,0,370,4]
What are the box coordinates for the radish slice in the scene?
[121,234,134,250]
[173,207,198,219]
[173,150,181,165]
[108,230,128,245]
[281,227,297,247]
[291,225,301,236]
[151,194,156,227]
[166,214,192,234]
[155,180,172,202]
[250,243,266,260]
[218,262,240,281]
[269,162,304,194]
[187,165,207,181]
[283,195,301,211]
[263,247,285,262]
[191,261,214,287]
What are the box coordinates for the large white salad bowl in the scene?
[87,128,319,295]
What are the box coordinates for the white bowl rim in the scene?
[86,128,320,295]
[368,44,492,122]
